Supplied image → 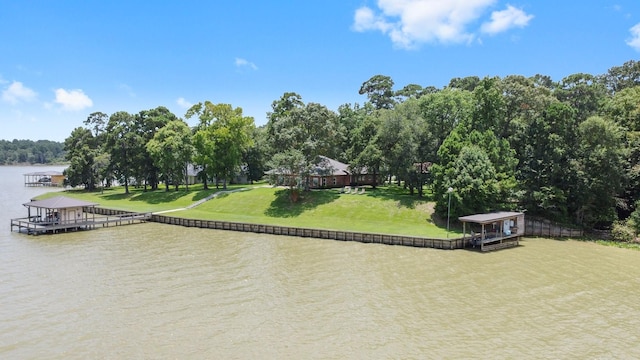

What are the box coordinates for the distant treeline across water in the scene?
[0,139,65,165]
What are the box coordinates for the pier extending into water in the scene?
[10,196,151,235]
[11,212,151,235]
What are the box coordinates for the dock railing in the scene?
[11,212,151,235]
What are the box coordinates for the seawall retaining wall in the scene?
[90,207,466,249]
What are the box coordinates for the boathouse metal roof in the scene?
[23,196,98,209]
[23,171,63,176]
[458,211,524,224]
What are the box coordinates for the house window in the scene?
[333,177,337,186]
[322,178,326,187]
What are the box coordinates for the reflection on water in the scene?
[1,166,640,358]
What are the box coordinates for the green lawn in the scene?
[37,183,244,213]
[39,184,456,238]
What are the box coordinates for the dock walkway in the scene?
[11,212,151,235]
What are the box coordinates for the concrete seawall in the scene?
[89,207,466,249]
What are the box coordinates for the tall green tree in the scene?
[266,93,339,194]
[395,83,437,102]
[243,126,267,184]
[146,119,194,191]
[186,101,217,189]
[517,102,579,221]
[186,101,254,189]
[603,60,640,93]
[359,74,396,110]
[83,112,108,138]
[573,116,627,227]
[269,148,307,201]
[343,103,382,188]
[134,106,176,190]
[105,111,142,194]
[417,88,474,163]
[438,145,499,218]
[64,127,99,190]
[432,78,518,209]
[376,99,430,194]
[210,106,254,188]
[470,76,505,134]
[376,107,414,187]
[500,75,559,181]
[555,73,608,122]
[81,111,111,187]
[603,86,640,212]
[447,76,480,91]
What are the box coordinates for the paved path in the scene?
[153,187,250,214]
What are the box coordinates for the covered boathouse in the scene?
[23,171,65,187]
[459,211,525,251]
[10,196,150,235]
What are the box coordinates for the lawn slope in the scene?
[38,185,453,238]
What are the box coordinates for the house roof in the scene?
[24,171,64,176]
[186,163,200,177]
[458,211,524,224]
[313,155,350,176]
[23,196,98,209]
[266,156,356,176]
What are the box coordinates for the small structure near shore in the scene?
[11,196,150,235]
[459,211,525,251]
[23,171,65,187]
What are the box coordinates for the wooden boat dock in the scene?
[459,211,525,251]
[11,212,152,235]
[23,171,65,187]
[10,196,150,235]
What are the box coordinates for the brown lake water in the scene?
[1,166,640,359]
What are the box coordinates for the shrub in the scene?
[610,220,635,242]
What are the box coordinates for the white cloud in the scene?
[481,5,533,35]
[353,6,393,33]
[119,83,136,97]
[54,88,93,111]
[627,23,640,51]
[235,57,258,70]
[353,0,533,48]
[176,97,193,109]
[2,81,37,104]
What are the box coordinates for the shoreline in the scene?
[90,206,468,250]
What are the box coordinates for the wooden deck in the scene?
[11,212,151,235]
[459,211,525,252]
[23,171,65,187]
[469,233,520,251]
[24,181,63,187]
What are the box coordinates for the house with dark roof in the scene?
[269,156,376,189]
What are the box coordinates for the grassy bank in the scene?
[39,184,454,238]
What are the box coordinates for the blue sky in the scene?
[2,0,640,142]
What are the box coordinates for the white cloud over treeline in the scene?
[54,88,93,111]
[176,97,193,109]
[352,0,533,48]
[2,81,37,104]
[628,23,640,51]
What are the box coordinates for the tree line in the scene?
[64,59,640,233]
[0,139,65,165]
